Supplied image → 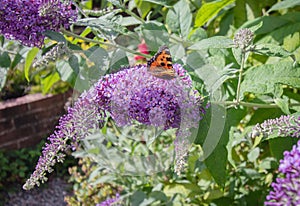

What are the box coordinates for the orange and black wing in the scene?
[147,45,176,80]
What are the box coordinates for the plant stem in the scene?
[0,48,18,55]
[61,29,151,58]
[122,8,145,23]
[235,52,246,105]
[72,0,88,18]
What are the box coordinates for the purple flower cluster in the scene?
[96,64,201,130]
[265,140,300,205]
[96,64,203,174]
[0,0,77,47]
[252,114,300,205]
[23,63,204,190]
[96,193,121,206]
[253,115,300,138]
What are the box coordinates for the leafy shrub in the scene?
[65,157,120,206]
[2,0,300,205]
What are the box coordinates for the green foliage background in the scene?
[2,0,300,205]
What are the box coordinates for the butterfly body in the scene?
[147,45,176,80]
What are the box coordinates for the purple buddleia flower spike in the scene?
[23,89,104,190]
[252,114,300,205]
[0,0,77,47]
[23,63,205,190]
[252,115,300,138]
[265,140,300,205]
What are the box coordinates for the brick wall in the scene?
[0,92,71,150]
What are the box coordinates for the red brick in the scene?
[0,103,28,119]
[0,118,14,134]
[34,122,56,135]
[0,91,71,149]
[17,135,44,149]
[14,113,38,128]
[34,107,64,120]
[27,94,63,110]
[0,140,18,150]
[0,126,34,143]
[34,116,60,130]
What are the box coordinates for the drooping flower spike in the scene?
[253,115,300,138]
[23,63,205,190]
[253,115,300,205]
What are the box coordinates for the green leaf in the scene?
[11,53,22,69]
[227,127,247,168]
[240,61,300,96]
[75,13,127,39]
[71,27,92,45]
[120,16,142,26]
[193,63,236,94]
[188,27,207,42]
[252,43,292,58]
[242,168,260,179]
[0,67,8,91]
[259,157,277,170]
[41,71,60,93]
[186,51,206,71]
[107,0,122,7]
[247,147,260,162]
[240,16,289,36]
[142,22,169,51]
[256,21,300,45]
[248,108,283,125]
[274,97,290,114]
[84,46,109,70]
[202,108,246,187]
[131,191,147,206]
[163,183,193,197]
[149,191,168,202]
[248,21,263,33]
[90,173,116,185]
[166,0,192,38]
[195,0,235,27]
[143,0,173,6]
[44,30,66,43]
[232,47,242,65]
[189,36,234,50]
[268,0,300,13]
[56,60,76,86]
[68,55,80,75]
[0,52,11,68]
[135,0,152,19]
[269,137,298,161]
[108,49,129,73]
[25,47,39,82]
[170,44,185,60]
[232,1,244,27]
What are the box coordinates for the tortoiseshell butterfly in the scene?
[147,45,176,80]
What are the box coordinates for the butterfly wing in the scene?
[147,45,176,80]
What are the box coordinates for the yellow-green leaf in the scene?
[25,47,39,82]
[195,0,235,27]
